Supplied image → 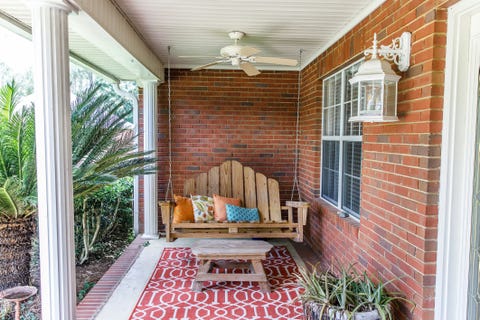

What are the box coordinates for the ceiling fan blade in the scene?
[253,56,298,66]
[191,61,224,71]
[178,55,222,58]
[240,62,261,76]
[238,46,261,57]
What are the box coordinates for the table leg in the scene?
[251,260,270,293]
[192,259,212,292]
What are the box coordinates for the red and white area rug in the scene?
[129,246,303,320]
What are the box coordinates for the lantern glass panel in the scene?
[383,80,397,117]
[359,80,383,116]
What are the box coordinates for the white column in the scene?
[112,84,140,235]
[141,80,159,239]
[29,1,76,319]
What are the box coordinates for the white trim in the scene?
[29,2,77,319]
[112,83,140,235]
[320,60,363,217]
[141,80,159,239]
[435,1,480,319]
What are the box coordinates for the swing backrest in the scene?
[183,160,282,222]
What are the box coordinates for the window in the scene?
[321,61,363,217]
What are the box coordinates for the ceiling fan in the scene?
[189,31,298,76]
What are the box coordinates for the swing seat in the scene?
[159,160,309,242]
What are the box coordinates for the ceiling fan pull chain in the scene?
[165,45,174,201]
[291,49,303,202]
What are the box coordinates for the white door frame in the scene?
[435,1,480,319]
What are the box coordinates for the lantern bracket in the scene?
[364,32,411,72]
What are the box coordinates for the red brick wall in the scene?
[137,89,144,232]
[155,69,299,206]
[298,0,456,319]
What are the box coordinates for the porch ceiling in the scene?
[1,0,384,77]
[112,0,385,70]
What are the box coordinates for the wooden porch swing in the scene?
[159,49,309,242]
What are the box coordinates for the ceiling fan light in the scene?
[231,57,240,66]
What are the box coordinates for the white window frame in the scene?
[321,60,363,217]
[435,1,480,319]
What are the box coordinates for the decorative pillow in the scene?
[225,204,260,222]
[213,194,241,222]
[191,195,214,222]
[172,195,194,223]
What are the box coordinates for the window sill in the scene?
[314,198,360,239]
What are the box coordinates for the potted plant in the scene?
[295,263,415,320]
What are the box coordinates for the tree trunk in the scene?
[0,217,34,291]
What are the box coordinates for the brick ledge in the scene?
[314,198,360,239]
[75,235,146,320]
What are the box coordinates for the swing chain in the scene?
[291,49,303,202]
[165,46,174,201]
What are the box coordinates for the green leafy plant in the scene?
[0,81,36,222]
[77,281,95,301]
[295,263,415,320]
[0,79,157,287]
[74,178,135,264]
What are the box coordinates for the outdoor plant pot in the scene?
[295,263,415,320]
[304,301,381,320]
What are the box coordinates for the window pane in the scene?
[344,63,362,136]
[342,141,362,216]
[322,60,363,216]
[321,141,340,204]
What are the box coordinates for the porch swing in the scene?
[159,49,309,242]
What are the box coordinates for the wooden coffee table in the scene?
[191,239,273,293]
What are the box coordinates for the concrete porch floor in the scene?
[77,236,320,320]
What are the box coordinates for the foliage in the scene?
[1,298,39,320]
[71,84,155,198]
[77,281,96,301]
[295,263,415,320]
[0,81,36,222]
[0,62,33,98]
[70,63,136,123]
[0,79,156,267]
[74,178,134,264]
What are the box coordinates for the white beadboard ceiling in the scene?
[113,0,384,70]
[0,0,385,78]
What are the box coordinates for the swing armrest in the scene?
[159,201,173,242]
[284,201,309,226]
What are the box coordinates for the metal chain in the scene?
[290,49,303,202]
[165,46,174,201]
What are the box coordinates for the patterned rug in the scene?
[129,246,303,320]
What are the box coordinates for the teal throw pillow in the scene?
[226,204,260,222]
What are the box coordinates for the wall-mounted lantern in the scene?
[349,32,411,122]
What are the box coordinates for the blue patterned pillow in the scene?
[226,204,260,222]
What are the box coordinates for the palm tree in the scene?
[0,81,156,289]
[70,84,156,263]
[71,84,155,197]
[0,81,36,290]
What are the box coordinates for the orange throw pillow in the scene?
[213,194,241,222]
[173,195,194,223]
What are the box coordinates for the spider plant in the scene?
[295,262,416,320]
[351,271,416,320]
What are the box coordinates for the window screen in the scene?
[321,60,363,217]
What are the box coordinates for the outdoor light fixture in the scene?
[349,32,411,122]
